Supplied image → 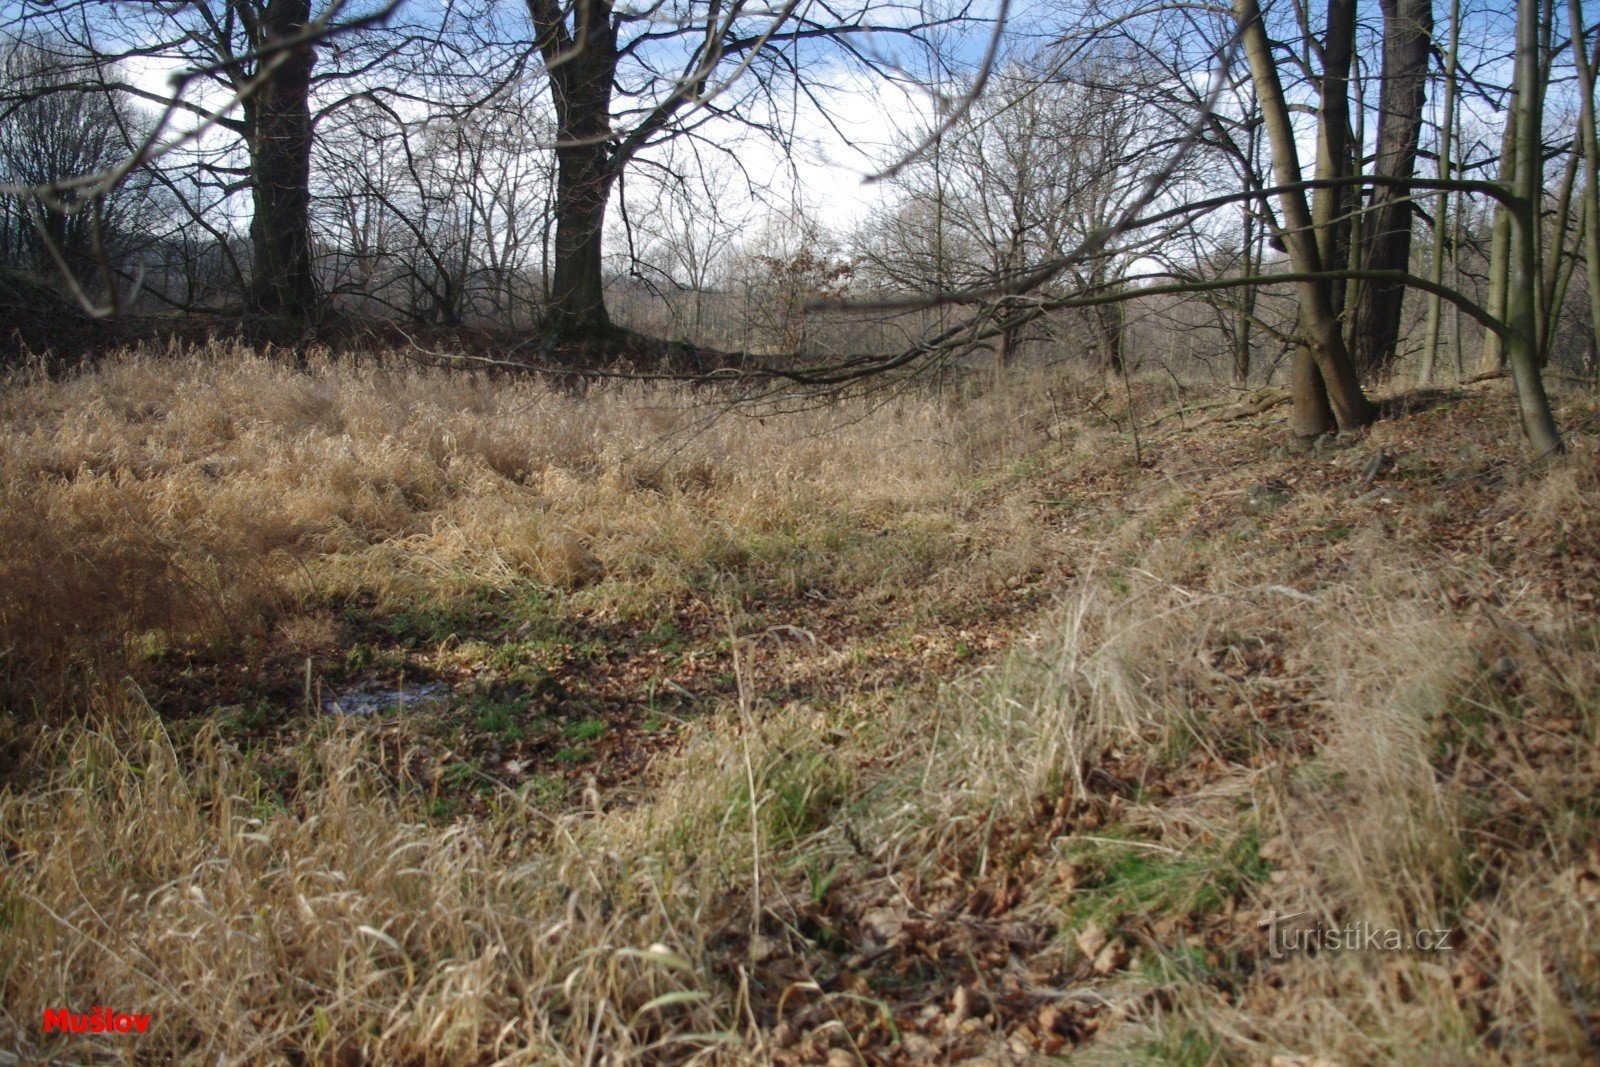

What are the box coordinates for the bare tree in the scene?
[318,80,554,325]
[625,149,749,346]
[725,202,853,357]
[521,0,963,337]
[772,0,1574,455]
[0,37,164,287]
[855,51,1178,370]
[1501,0,1563,453]
[1235,0,1374,435]
[4,0,492,318]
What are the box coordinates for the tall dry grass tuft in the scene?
[1082,433,1600,1063]
[1,663,914,1061]
[878,412,1600,1063]
[2,704,706,1061]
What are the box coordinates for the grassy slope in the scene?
[1,349,1598,1064]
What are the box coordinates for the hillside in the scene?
[1,348,1598,1064]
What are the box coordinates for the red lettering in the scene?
[41,1008,151,1034]
[41,1008,149,1035]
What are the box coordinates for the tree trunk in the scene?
[1313,0,1357,316]
[244,0,318,319]
[1096,298,1124,375]
[1091,264,1125,374]
[1235,206,1257,386]
[530,0,619,337]
[997,319,1019,367]
[1420,0,1461,385]
[1539,144,1582,364]
[1236,0,1376,436]
[1290,339,1336,438]
[1505,0,1564,454]
[1567,0,1600,381]
[1235,117,1267,387]
[1481,108,1518,372]
[1349,0,1432,377]
[549,143,612,334]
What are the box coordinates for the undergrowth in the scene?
[2,349,1598,1064]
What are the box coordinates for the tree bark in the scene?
[1349,0,1432,377]
[1290,339,1336,437]
[1095,297,1124,375]
[1538,142,1582,364]
[1234,115,1268,387]
[244,0,318,319]
[549,142,613,334]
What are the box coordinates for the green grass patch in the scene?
[564,718,607,743]
[438,762,479,791]
[1127,1024,1229,1067]
[369,585,569,650]
[737,749,852,850]
[472,700,530,742]
[216,700,279,732]
[1060,829,1269,933]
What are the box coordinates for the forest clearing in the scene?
[5,0,1600,1056]
[2,348,1597,1063]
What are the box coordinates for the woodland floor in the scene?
[1,350,1599,1064]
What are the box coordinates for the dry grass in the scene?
[0,344,1048,704]
[1068,392,1600,1065]
[2,350,1598,1064]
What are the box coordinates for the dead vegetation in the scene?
[0,344,1048,700]
[1,348,1598,1065]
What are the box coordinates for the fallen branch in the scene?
[1461,367,1597,387]
[1206,389,1292,423]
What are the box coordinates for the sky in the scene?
[62,0,1571,271]
[112,22,934,237]
[698,75,930,228]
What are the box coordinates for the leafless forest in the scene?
[2,0,1599,1061]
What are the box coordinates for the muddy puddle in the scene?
[323,680,451,716]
